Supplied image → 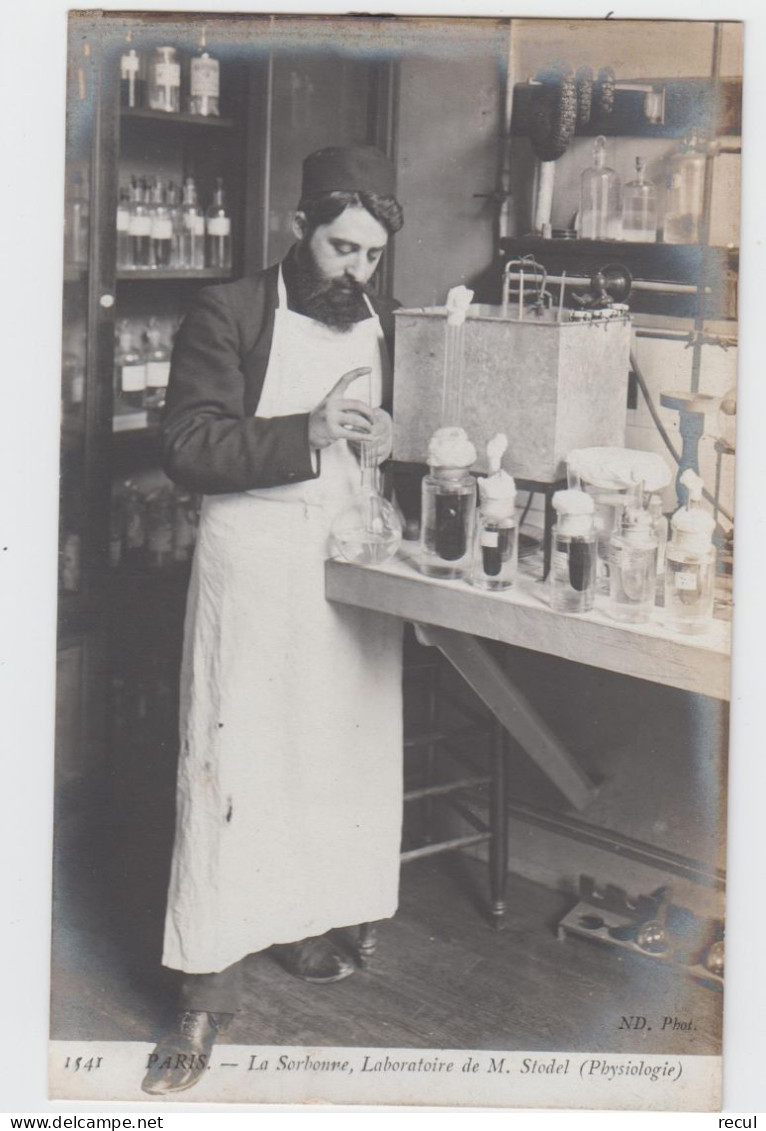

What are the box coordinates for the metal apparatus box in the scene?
[392,305,631,481]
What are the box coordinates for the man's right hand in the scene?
[308,367,375,450]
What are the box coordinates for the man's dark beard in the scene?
[291,244,370,332]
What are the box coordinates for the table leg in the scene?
[489,717,509,929]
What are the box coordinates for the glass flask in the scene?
[148,46,181,113]
[330,460,403,567]
[579,135,622,240]
[420,466,476,580]
[664,498,716,635]
[471,475,517,591]
[663,129,706,244]
[550,490,597,614]
[608,506,658,624]
[622,156,658,242]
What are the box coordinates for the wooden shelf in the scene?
[116,268,234,282]
[120,107,235,130]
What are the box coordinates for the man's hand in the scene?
[308,367,375,450]
[352,407,393,466]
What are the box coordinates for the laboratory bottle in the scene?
[648,494,668,603]
[121,480,146,567]
[180,177,205,269]
[119,35,145,109]
[143,318,171,411]
[148,46,181,113]
[128,178,152,269]
[550,490,597,614]
[116,186,131,269]
[664,476,716,634]
[188,28,220,117]
[607,505,658,624]
[622,156,658,243]
[206,178,232,271]
[330,462,403,566]
[663,129,707,244]
[166,181,182,268]
[420,466,477,580]
[149,180,173,270]
[471,470,517,591]
[579,135,622,240]
[114,321,146,411]
[146,488,175,571]
[65,171,89,269]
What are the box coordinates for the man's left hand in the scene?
[351,408,393,466]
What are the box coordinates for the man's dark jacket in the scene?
[162,259,398,496]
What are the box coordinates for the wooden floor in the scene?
[51,825,721,1056]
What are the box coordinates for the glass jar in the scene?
[148,46,181,113]
[664,506,717,634]
[420,466,476,579]
[579,135,622,240]
[550,491,597,614]
[663,130,706,244]
[622,156,658,243]
[608,508,658,624]
[471,507,517,590]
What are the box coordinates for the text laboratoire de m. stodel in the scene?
[242,1053,683,1082]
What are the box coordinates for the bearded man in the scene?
[143,146,404,1096]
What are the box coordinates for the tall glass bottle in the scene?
[663,129,707,244]
[119,33,145,109]
[206,178,232,271]
[622,157,658,243]
[180,177,205,269]
[143,318,171,411]
[188,27,220,117]
[148,46,181,113]
[128,178,152,269]
[664,473,717,634]
[550,490,597,614]
[149,179,173,269]
[65,170,89,268]
[116,186,131,268]
[166,181,183,268]
[608,504,658,624]
[579,135,622,240]
[114,320,146,411]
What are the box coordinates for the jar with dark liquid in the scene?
[420,467,476,580]
[550,490,597,614]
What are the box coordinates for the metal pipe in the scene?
[502,270,711,296]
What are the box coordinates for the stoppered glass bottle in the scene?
[148,46,181,113]
[188,28,220,117]
[119,35,146,109]
[143,318,171,411]
[664,479,717,634]
[180,177,205,269]
[622,156,658,243]
[579,135,622,240]
[471,471,517,591]
[149,180,173,269]
[663,129,706,244]
[128,178,152,269]
[550,490,597,614]
[114,320,146,411]
[206,178,232,271]
[608,505,658,624]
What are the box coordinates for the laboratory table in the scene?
[325,544,731,931]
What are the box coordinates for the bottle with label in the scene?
[206,177,232,271]
[471,434,517,591]
[143,318,171,411]
[128,178,152,268]
[663,129,707,244]
[180,177,205,269]
[188,27,220,117]
[579,135,622,240]
[622,157,658,243]
[664,471,717,634]
[116,186,132,268]
[149,179,173,269]
[114,320,146,411]
[148,46,181,113]
[608,502,658,624]
[119,34,146,109]
[166,181,182,268]
[550,490,597,614]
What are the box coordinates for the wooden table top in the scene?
[325,544,731,702]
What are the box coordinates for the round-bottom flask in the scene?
[550,490,597,614]
[420,466,476,580]
[330,469,402,566]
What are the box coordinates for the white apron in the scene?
[162,268,403,974]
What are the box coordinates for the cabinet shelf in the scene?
[116,268,234,282]
[120,107,235,130]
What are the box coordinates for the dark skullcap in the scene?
[301,145,396,198]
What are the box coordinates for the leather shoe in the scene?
[141,1010,233,1096]
[272,935,355,984]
